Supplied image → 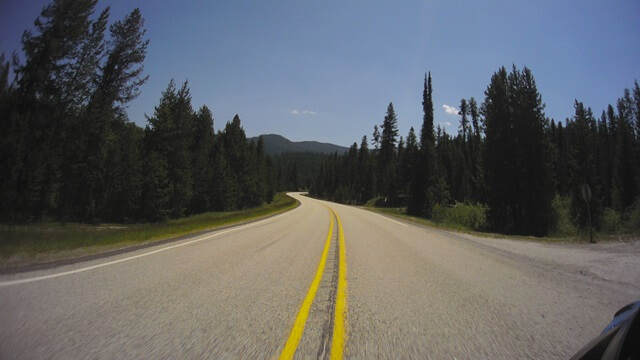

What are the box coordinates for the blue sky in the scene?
[1,1,639,146]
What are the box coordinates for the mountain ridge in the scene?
[248,134,348,155]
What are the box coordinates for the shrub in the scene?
[600,208,622,233]
[624,199,640,232]
[549,195,579,237]
[447,203,488,231]
[432,204,448,226]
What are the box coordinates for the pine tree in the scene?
[142,80,194,220]
[483,67,512,231]
[189,105,215,213]
[9,0,100,221]
[140,142,170,221]
[597,111,612,208]
[468,96,484,202]
[455,98,472,201]
[220,114,254,209]
[15,0,98,102]
[372,125,380,150]
[612,89,637,211]
[102,120,144,222]
[60,7,149,221]
[483,66,554,236]
[255,136,272,204]
[211,139,236,211]
[93,8,149,108]
[356,135,373,203]
[418,72,437,216]
[379,102,399,201]
[565,101,602,228]
[459,99,469,140]
[57,6,109,115]
[404,128,422,214]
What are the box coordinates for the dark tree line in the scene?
[0,0,275,223]
[271,152,331,192]
[311,67,640,236]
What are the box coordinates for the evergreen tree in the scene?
[565,101,602,228]
[404,128,422,214]
[94,8,149,108]
[372,125,380,150]
[60,7,148,221]
[1,0,280,224]
[142,80,194,219]
[483,67,512,231]
[418,72,437,216]
[468,96,484,202]
[597,111,613,208]
[9,0,100,221]
[455,99,472,201]
[102,120,144,222]
[483,66,554,236]
[458,99,469,140]
[15,0,98,102]
[220,114,253,209]
[189,105,215,213]
[57,6,109,115]
[469,97,481,138]
[211,140,236,211]
[612,89,637,211]
[255,135,273,204]
[555,121,569,195]
[140,143,170,221]
[379,102,399,201]
[356,136,373,203]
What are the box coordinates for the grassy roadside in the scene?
[0,193,298,268]
[361,199,638,244]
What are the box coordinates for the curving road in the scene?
[1,193,639,359]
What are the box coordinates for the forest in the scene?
[1,0,638,238]
[0,0,292,224]
[310,70,640,237]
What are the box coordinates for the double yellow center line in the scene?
[279,207,348,360]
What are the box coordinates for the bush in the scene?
[600,208,622,233]
[549,195,579,237]
[447,203,488,231]
[624,199,640,232]
[432,204,447,225]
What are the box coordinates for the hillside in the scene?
[248,134,348,155]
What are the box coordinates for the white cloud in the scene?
[290,109,316,116]
[444,122,452,127]
[443,104,459,116]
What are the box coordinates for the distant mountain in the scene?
[248,134,348,155]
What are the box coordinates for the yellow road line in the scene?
[330,209,348,360]
[279,209,334,360]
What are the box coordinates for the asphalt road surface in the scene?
[1,193,639,359]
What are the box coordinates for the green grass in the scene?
[0,193,298,266]
[361,198,637,243]
[364,203,476,233]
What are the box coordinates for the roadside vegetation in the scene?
[363,196,639,242]
[310,68,640,239]
[0,193,297,267]
[0,0,304,226]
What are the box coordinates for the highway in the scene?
[1,193,639,359]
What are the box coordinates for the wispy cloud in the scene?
[443,104,459,116]
[444,121,452,127]
[289,109,317,115]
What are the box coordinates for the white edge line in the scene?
[0,209,294,288]
[365,210,408,227]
